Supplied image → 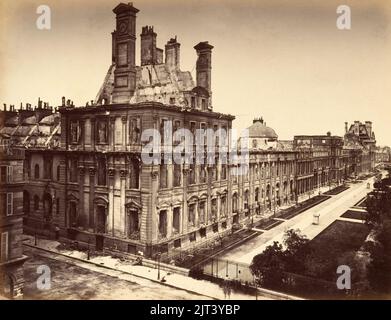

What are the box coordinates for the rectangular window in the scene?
[1,194,6,216]
[159,162,168,189]
[174,239,181,248]
[200,123,207,145]
[0,166,11,183]
[221,164,227,180]
[44,155,53,180]
[214,125,219,147]
[7,166,12,183]
[6,193,13,216]
[0,232,9,262]
[173,207,180,234]
[69,159,78,183]
[97,158,107,186]
[190,121,196,136]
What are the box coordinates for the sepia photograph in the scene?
[0,0,391,308]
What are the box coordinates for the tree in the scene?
[250,241,286,289]
[367,220,391,295]
[283,229,312,274]
[364,186,391,227]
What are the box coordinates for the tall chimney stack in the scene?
[365,121,372,138]
[194,41,214,93]
[112,2,139,104]
[165,37,180,71]
[140,26,157,66]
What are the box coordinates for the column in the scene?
[88,167,96,230]
[182,168,189,233]
[120,169,127,236]
[121,116,127,151]
[167,206,173,238]
[167,163,173,189]
[91,119,95,149]
[78,165,86,228]
[110,116,116,151]
[108,167,115,236]
[217,194,221,221]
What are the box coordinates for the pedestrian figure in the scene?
[222,276,232,300]
[54,226,60,240]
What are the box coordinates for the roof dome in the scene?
[247,118,278,139]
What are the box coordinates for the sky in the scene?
[1,0,390,146]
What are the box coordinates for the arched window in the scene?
[232,193,238,213]
[244,190,249,211]
[23,191,30,215]
[56,198,60,215]
[43,155,53,179]
[34,164,40,179]
[34,195,40,211]
[43,193,52,221]
[56,165,61,181]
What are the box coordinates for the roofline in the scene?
[58,102,235,121]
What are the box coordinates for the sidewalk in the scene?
[23,236,272,300]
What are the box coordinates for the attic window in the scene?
[201,99,207,110]
[169,97,175,105]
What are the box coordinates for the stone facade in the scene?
[0,146,28,299]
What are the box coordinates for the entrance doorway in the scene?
[96,205,106,234]
[96,235,104,251]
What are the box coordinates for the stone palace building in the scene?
[0,2,377,268]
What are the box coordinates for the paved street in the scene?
[218,176,376,265]
[22,243,277,300]
[23,247,210,300]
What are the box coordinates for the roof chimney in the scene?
[165,37,180,71]
[140,26,157,65]
[194,41,214,93]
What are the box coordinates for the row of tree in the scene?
[363,170,391,295]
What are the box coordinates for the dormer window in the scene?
[191,96,196,109]
[201,98,207,110]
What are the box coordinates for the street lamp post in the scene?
[157,252,161,280]
[87,239,90,260]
